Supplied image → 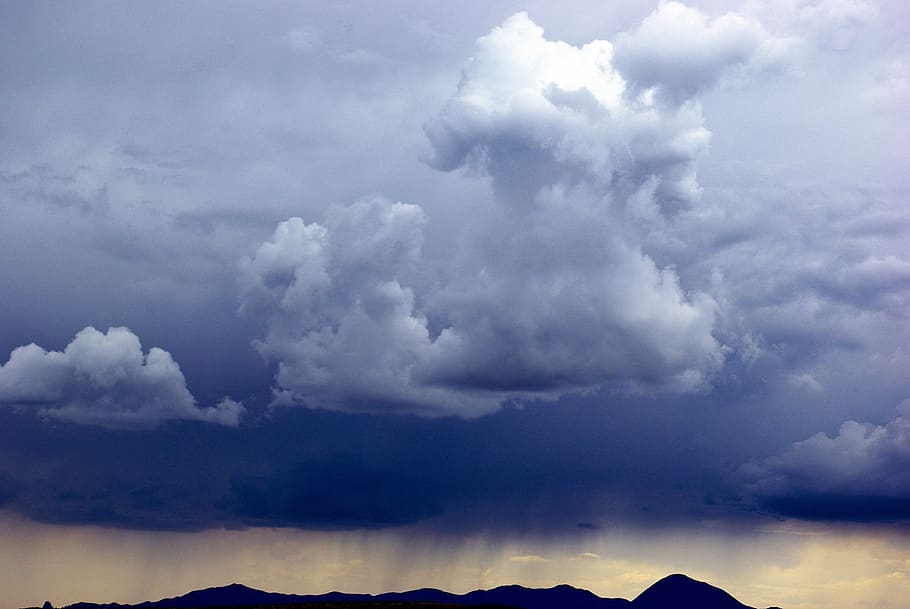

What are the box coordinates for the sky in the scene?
[0,0,909,608]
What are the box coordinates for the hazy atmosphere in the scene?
[1,1,909,608]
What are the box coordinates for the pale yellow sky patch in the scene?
[2,511,910,609]
[508,555,548,563]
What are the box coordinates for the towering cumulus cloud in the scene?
[247,7,793,416]
[0,327,243,429]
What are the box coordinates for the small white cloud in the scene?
[613,2,797,104]
[788,372,824,394]
[0,327,243,429]
[508,554,547,563]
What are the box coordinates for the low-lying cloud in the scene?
[741,400,910,521]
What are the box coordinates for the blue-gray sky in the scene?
[1,1,909,607]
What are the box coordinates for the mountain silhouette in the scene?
[59,574,770,609]
[632,574,755,609]
[141,583,302,607]
[401,583,630,609]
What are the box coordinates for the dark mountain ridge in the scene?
[57,574,777,609]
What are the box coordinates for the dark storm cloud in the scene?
[0,413,243,530]
[758,494,910,522]
[225,454,444,528]
[0,391,763,533]
[0,475,18,508]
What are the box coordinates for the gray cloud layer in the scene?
[0,327,243,429]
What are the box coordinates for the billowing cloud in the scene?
[241,197,500,416]
[419,11,729,397]
[0,326,243,429]
[239,10,797,417]
[613,1,796,104]
[423,10,713,210]
[741,400,910,521]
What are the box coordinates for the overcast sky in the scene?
[1,1,909,608]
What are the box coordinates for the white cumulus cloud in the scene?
[241,197,501,417]
[0,326,244,429]
[740,400,910,520]
[613,1,797,104]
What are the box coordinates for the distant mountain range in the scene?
[55,574,781,609]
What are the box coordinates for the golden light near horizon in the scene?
[2,512,909,609]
